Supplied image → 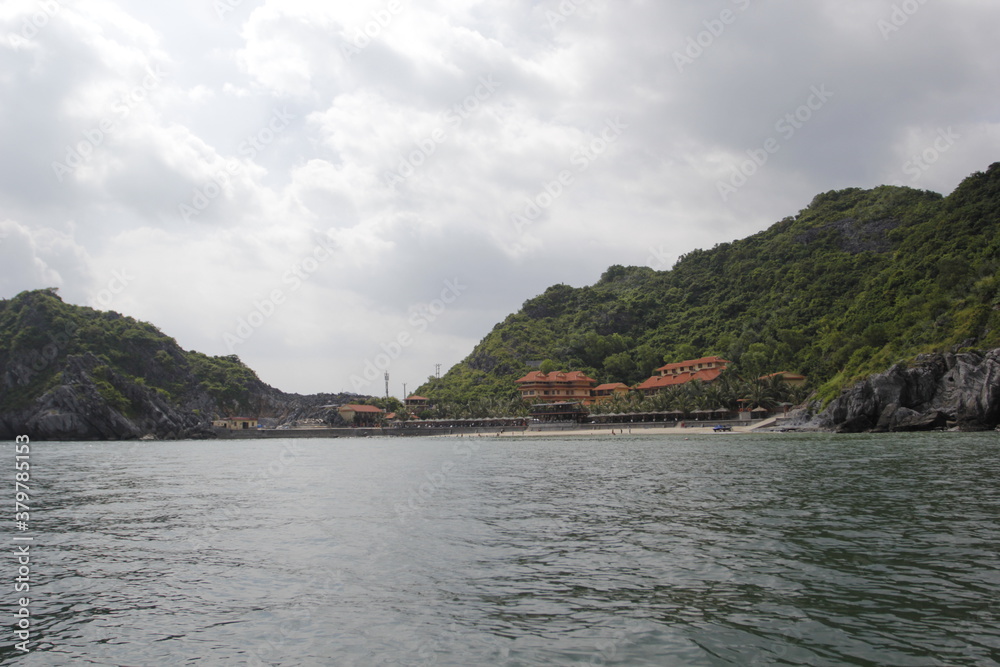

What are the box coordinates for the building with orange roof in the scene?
[592,382,631,403]
[337,404,385,426]
[636,356,731,396]
[655,356,731,377]
[212,416,259,430]
[760,371,807,387]
[515,370,597,405]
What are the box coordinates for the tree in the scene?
[666,343,700,363]
[602,351,635,383]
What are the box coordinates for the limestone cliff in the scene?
[811,349,1000,432]
[0,289,364,440]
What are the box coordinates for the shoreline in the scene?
[443,423,780,437]
[209,417,791,440]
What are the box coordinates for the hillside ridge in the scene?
[0,289,363,440]
[418,163,1000,410]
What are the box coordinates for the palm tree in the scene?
[741,379,777,411]
[670,393,694,418]
[646,388,674,412]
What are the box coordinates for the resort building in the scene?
[337,404,385,426]
[760,371,808,387]
[212,417,259,430]
[515,371,597,405]
[636,356,731,396]
[528,401,590,423]
[592,383,631,403]
[405,395,430,408]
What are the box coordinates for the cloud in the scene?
[2,0,999,395]
[0,219,92,298]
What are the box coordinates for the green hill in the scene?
[418,163,1000,410]
[0,289,360,439]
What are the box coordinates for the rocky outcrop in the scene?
[0,289,372,440]
[0,350,366,440]
[812,349,1000,432]
[0,353,216,441]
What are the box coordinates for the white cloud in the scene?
[0,220,92,297]
[2,0,1000,395]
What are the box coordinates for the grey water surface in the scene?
[3,432,998,665]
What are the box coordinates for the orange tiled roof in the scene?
[594,383,630,391]
[656,356,730,373]
[340,404,385,413]
[760,372,806,380]
[691,368,723,382]
[637,367,723,390]
[515,371,596,384]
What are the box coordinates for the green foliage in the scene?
[418,163,1000,406]
[0,289,270,417]
[587,371,806,417]
[91,365,131,414]
[185,352,263,413]
[538,359,559,374]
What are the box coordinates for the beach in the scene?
[447,421,778,437]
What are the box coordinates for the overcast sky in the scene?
[1,0,998,397]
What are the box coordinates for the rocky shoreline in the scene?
[5,345,999,440]
[0,350,360,441]
[806,348,1000,433]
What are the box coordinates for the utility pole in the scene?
[403,383,407,400]
[384,372,389,400]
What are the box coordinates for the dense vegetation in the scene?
[0,288,268,416]
[418,164,1000,408]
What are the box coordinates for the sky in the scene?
[1,0,998,397]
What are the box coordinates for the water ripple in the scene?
[2,433,998,665]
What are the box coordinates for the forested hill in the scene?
[418,163,1000,406]
[0,289,359,440]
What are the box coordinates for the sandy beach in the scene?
[447,422,772,437]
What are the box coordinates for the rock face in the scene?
[0,350,364,441]
[0,290,372,441]
[812,349,1000,432]
[1,353,216,441]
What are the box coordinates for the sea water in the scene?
[2,432,998,665]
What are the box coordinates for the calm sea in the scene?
[2,432,999,666]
